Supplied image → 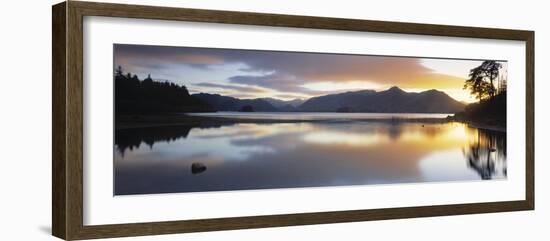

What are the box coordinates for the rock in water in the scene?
[191,162,207,174]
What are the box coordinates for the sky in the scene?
[114,44,508,103]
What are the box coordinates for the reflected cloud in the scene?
[114,121,506,195]
[302,131,389,146]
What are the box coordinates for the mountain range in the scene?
[261,98,305,111]
[192,86,465,113]
[192,93,278,112]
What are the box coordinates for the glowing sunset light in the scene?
[114,44,507,103]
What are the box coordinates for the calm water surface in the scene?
[114,113,506,195]
[189,112,452,120]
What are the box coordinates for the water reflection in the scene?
[115,125,192,156]
[114,121,506,195]
[463,129,507,179]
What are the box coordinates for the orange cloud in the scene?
[114,44,504,102]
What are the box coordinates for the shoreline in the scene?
[115,114,330,130]
[446,116,506,133]
[115,113,505,132]
[465,121,506,133]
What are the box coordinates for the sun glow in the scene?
[303,131,389,146]
[115,44,506,104]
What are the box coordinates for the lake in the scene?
[114,112,506,195]
[188,112,452,120]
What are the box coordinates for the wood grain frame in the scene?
[52,1,535,240]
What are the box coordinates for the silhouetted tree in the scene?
[115,65,123,76]
[481,61,502,97]
[114,66,214,114]
[464,61,502,102]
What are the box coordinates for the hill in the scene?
[192,93,278,112]
[451,92,506,128]
[298,86,465,113]
[115,71,214,114]
[260,98,305,108]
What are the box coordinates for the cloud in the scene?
[228,73,298,92]
[193,82,268,93]
[273,94,307,100]
[114,44,226,72]
[229,73,336,96]
[228,53,467,91]
[114,44,492,100]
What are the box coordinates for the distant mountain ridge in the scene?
[192,86,464,113]
[192,93,278,112]
[298,86,465,113]
[260,97,305,112]
[260,98,305,108]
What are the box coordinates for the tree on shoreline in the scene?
[455,61,507,128]
[114,66,214,113]
[464,60,503,102]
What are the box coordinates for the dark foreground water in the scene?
[114,114,506,195]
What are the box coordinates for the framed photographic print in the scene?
[52,1,534,240]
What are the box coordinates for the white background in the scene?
[84,16,526,225]
[0,0,547,240]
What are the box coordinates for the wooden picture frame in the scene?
[52,1,534,240]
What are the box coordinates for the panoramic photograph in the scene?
[113,44,507,196]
